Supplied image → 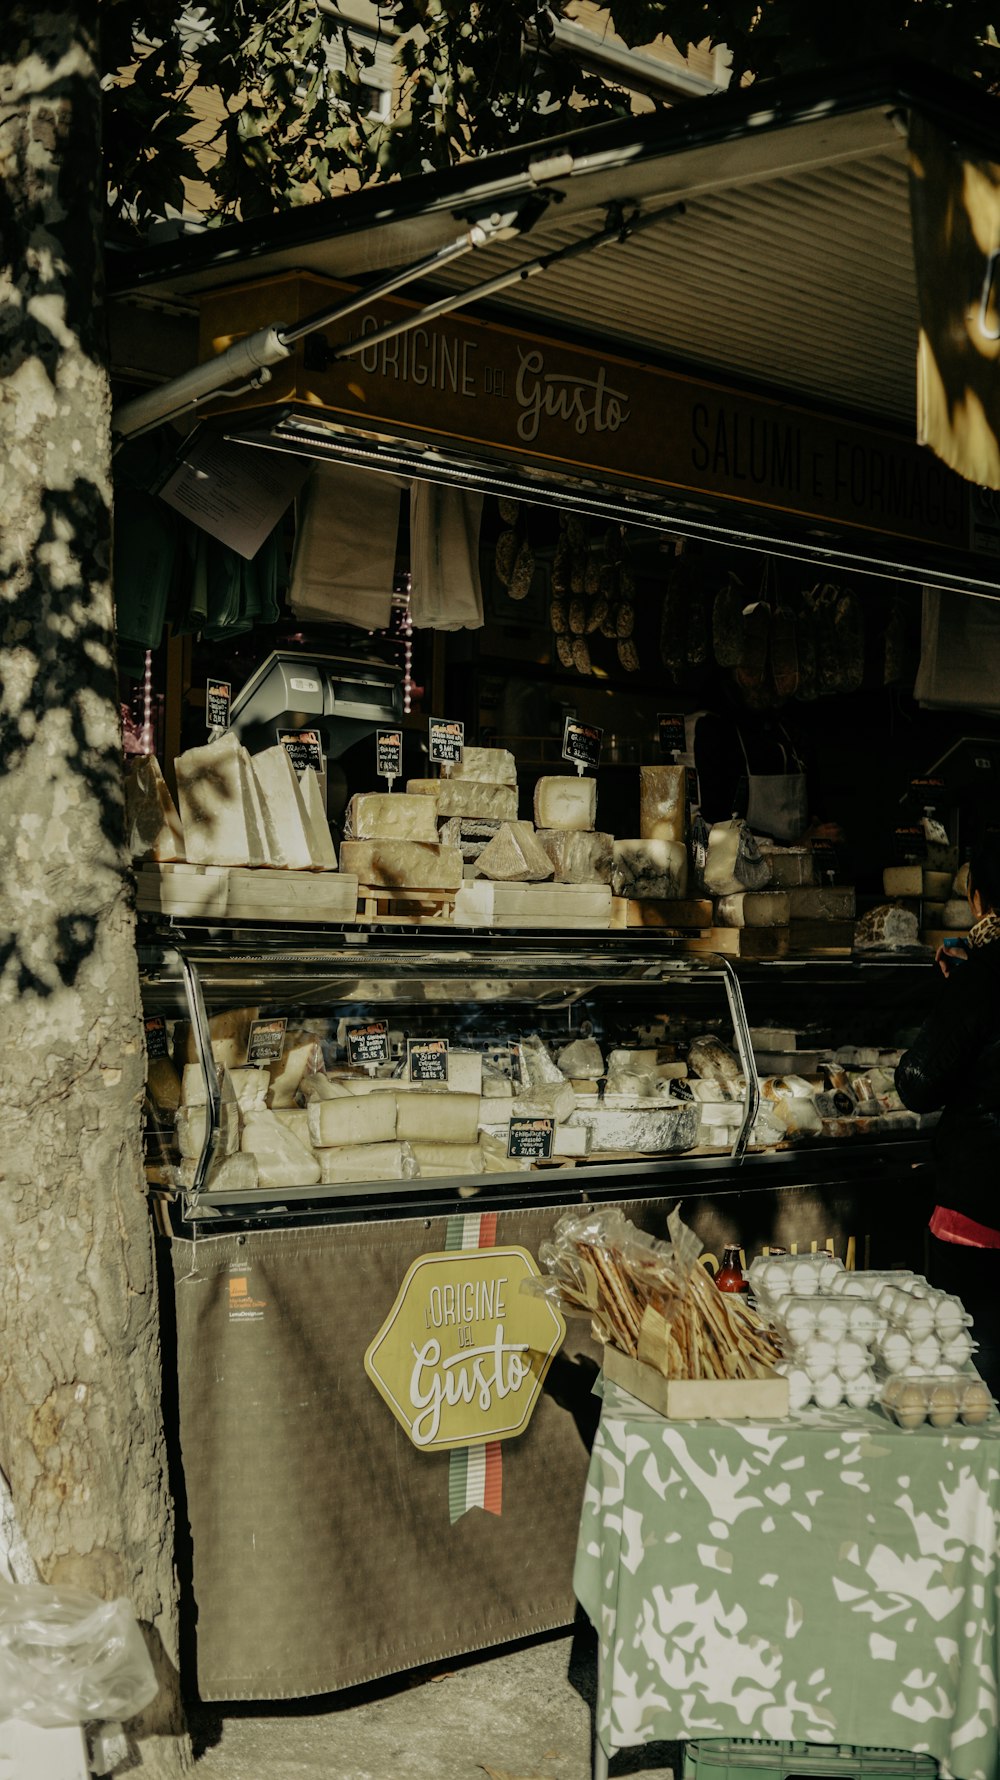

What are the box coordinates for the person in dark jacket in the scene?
[896,834,1000,1395]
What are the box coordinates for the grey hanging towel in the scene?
[409,481,484,630]
[289,462,403,630]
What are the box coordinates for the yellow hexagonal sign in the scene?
[364,1245,566,1452]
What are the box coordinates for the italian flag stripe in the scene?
[446,1211,503,1522]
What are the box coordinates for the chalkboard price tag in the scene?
[144,1016,169,1059]
[507,1117,554,1161]
[347,1021,390,1068]
[658,712,686,757]
[376,728,403,785]
[278,728,324,776]
[429,719,464,766]
[561,717,603,771]
[893,824,927,864]
[246,1016,287,1064]
[206,680,231,730]
[407,1038,449,1083]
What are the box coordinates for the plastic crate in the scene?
[684,1740,937,1780]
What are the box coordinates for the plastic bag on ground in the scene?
[0,1578,157,1727]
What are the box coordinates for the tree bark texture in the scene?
[0,6,190,1770]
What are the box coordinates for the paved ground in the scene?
[189,1623,677,1780]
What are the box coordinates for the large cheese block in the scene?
[953,860,970,897]
[883,865,923,898]
[533,776,597,833]
[853,903,920,949]
[474,822,554,882]
[941,898,974,930]
[639,765,686,843]
[176,732,266,867]
[124,755,186,861]
[308,1093,397,1147]
[510,1082,576,1124]
[406,779,518,822]
[339,840,463,891]
[714,891,791,929]
[226,1065,270,1111]
[395,1092,480,1144]
[450,747,517,787]
[612,839,688,900]
[298,767,338,869]
[409,1141,484,1177]
[760,848,814,888]
[317,1142,416,1183]
[240,1110,320,1187]
[346,792,438,843]
[566,1103,699,1153]
[536,829,613,884]
[146,1056,182,1118]
[239,750,270,867]
[787,886,856,920]
[923,869,953,899]
[272,1107,314,1149]
[556,1037,604,1079]
[251,745,316,869]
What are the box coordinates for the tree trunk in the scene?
[0,5,190,1771]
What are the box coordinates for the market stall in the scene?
[109,57,1000,1706]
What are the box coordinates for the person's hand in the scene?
[936,938,970,977]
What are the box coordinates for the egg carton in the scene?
[876,1322,976,1375]
[825,1268,917,1300]
[747,1253,844,1299]
[778,1359,878,1412]
[877,1286,971,1340]
[769,1294,883,1348]
[880,1370,995,1430]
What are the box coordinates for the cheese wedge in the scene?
[182,1006,261,1071]
[241,1110,320,1187]
[450,747,517,786]
[299,768,338,868]
[406,779,518,822]
[176,732,265,867]
[252,746,315,869]
[612,839,688,899]
[339,840,463,891]
[266,1034,325,1107]
[125,756,185,861]
[536,829,613,884]
[639,765,686,843]
[474,821,554,882]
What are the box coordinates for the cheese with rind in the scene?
[125,755,185,861]
[409,1141,484,1176]
[176,1153,260,1194]
[176,732,266,867]
[395,1092,480,1144]
[406,779,518,822]
[346,792,438,842]
[566,1104,699,1153]
[759,848,815,887]
[853,903,920,949]
[511,1082,575,1123]
[474,821,554,882]
[182,1006,261,1072]
[308,1094,397,1147]
[317,1142,417,1183]
[556,1037,604,1079]
[639,765,686,843]
[175,1105,239,1159]
[612,839,688,899]
[339,840,463,890]
[533,776,597,832]
[787,886,856,920]
[535,829,613,884]
[266,1036,325,1107]
[714,891,791,928]
[450,747,517,786]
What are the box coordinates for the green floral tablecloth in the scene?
[574,1382,1000,1779]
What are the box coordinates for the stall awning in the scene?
[109,58,1000,594]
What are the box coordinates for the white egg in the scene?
[784,1301,818,1343]
[841,1275,869,1298]
[911,1334,942,1371]
[803,1338,838,1383]
[941,1329,973,1367]
[791,1261,819,1296]
[845,1372,877,1409]
[836,1338,868,1381]
[880,1331,912,1373]
[814,1373,845,1409]
[817,1257,842,1289]
[816,1302,848,1341]
[902,1299,935,1339]
[787,1368,813,1411]
[934,1296,968,1337]
[846,1302,879,1343]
